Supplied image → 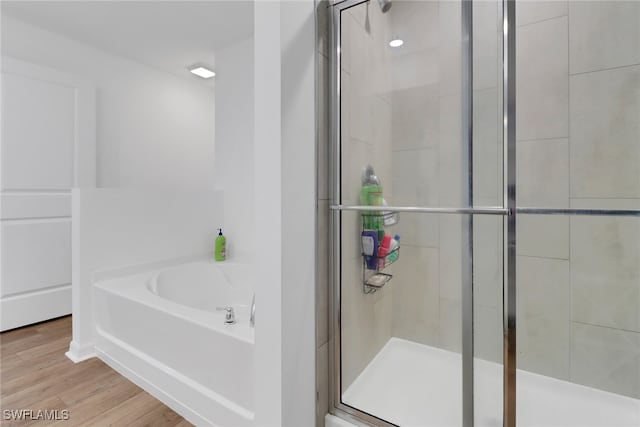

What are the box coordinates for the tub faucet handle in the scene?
[216,306,236,324]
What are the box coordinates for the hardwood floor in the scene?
[0,316,192,426]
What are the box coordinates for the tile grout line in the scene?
[571,320,640,336]
[517,136,568,143]
[516,14,568,30]
[515,253,569,262]
[569,62,640,77]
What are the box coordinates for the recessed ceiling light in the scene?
[189,66,215,79]
[389,39,404,48]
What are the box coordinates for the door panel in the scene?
[2,73,76,190]
[1,220,72,297]
[0,58,95,331]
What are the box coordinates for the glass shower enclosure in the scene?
[328,0,640,426]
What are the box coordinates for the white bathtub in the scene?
[93,260,255,427]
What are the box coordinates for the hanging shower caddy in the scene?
[361,211,399,294]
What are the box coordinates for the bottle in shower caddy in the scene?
[377,234,392,269]
[215,228,226,261]
[360,164,384,233]
[388,234,400,263]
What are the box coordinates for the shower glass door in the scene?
[330,0,507,425]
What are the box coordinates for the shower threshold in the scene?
[342,338,639,427]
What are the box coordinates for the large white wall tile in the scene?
[473,215,503,309]
[340,254,372,388]
[570,199,640,333]
[391,148,438,207]
[438,95,463,206]
[475,304,502,363]
[473,88,501,204]
[516,16,569,141]
[517,139,569,207]
[516,1,567,27]
[517,256,571,380]
[342,138,374,203]
[391,85,439,151]
[569,0,640,74]
[340,12,353,74]
[571,322,640,399]
[394,212,438,249]
[340,70,351,162]
[570,66,640,199]
[439,215,463,302]
[372,97,393,195]
[391,48,439,95]
[341,209,361,263]
[391,246,440,346]
[349,85,374,144]
[340,249,393,389]
[472,0,500,91]
[517,215,569,260]
[438,0,461,97]
[516,139,570,259]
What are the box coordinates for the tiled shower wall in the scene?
[515,1,640,398]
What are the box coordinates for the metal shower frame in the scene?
[327,1,640,426]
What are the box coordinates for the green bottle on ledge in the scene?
[215,228,226,261]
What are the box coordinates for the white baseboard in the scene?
[65,340,96,363]
[0,285,71,331]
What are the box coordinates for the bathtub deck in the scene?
[0,316,192,427]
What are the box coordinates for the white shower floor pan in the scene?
[342,338,640,427]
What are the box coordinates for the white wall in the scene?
[254,1,316,425]
[254,3,282,424]
[281,2,316,425]
[68,188,223,361]
[1,15,215,190]
[214,38,255,257]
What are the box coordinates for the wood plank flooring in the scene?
[0,316,191,426]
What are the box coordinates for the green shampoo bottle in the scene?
[215,228,226,261]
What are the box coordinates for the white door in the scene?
[0,57,95,331]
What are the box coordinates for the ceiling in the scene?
[1,1,254,80]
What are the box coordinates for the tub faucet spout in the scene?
[250,293,255,328]
[216,306,236,324]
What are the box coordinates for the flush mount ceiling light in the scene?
[189,66,215,79]
[389,39,404,48]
